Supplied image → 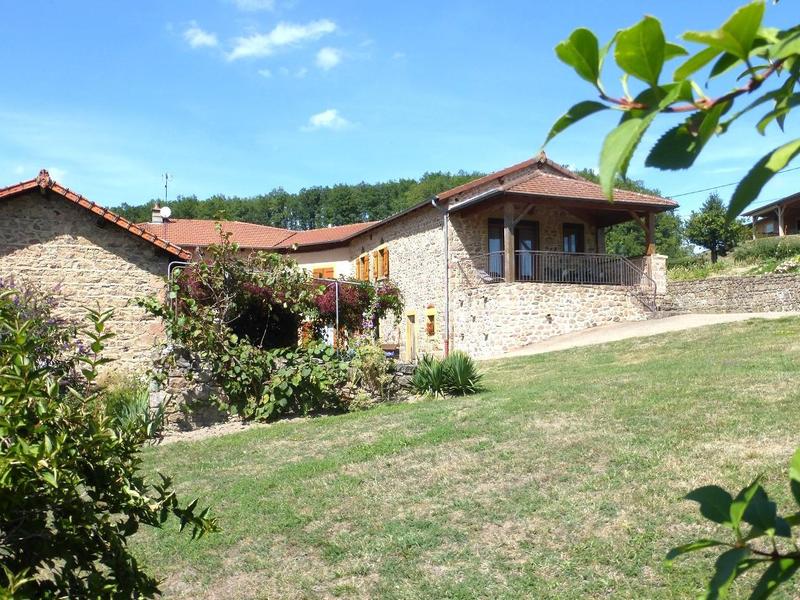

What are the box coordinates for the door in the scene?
[515,220,539,281]
[405,313,417,361]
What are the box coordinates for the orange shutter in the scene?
[381,248,389,277]
[372,251,379,279]
[363,254,370,281]
[353,260,360,280]
[323,267,334,279]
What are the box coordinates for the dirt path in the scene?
[503,312,800,358]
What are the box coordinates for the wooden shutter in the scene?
[353,259,360,280]
[372,251,379,280]
[381,248,389,277]
[323,267,334,279]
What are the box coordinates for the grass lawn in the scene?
[132,318,800,599]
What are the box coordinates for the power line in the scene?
[667,165,800,199]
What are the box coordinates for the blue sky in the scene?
[0,0,797,217]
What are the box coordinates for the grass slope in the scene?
[132,318,800,599]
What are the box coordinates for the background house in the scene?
[0,170,190,371]
[743,192,800,238]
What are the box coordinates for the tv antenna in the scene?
[163,172,170,204]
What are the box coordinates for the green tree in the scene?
[545,0,800,217]
[685,193,748,262]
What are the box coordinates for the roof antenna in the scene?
[163,172,170,205]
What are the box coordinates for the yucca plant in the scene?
[411,352,482,397]
[442,351,483,395]
[411,354,448,397]
[103,381,165,439]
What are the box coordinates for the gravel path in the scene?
[502,312,800,358]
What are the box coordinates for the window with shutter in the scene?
[381,248,389,278]
[372,251,379,280]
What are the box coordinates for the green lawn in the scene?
[132,318,800,599]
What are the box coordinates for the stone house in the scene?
[0,155,678,368]
[0,170,191,372]
[339,154,677,359]
[743,191,800,238]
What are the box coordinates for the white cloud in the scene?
[315,47,342,70]
[295,67,308,78]
[392,51,406,60]
[231,0,274,11]
[304,109,350,131]
[258,68,272,78]
[227,19,337,60]
[184,22,219,48]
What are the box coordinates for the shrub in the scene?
[103,379,164,439]
[244,341,349,420]
[0,289,215,598]
[667,254,708,269]
[412,352,482,397]
[442,351,483,395]
[733,236,800,263]
[350,341,397,403]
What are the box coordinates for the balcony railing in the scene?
[456,251,657,308]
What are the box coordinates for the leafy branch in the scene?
[545,1,800,217]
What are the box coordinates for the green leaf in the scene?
[684,1,766,60]
[756,93,800,134]
[704,547,751,599]
[544,100,609,145]
[674,46,723,80]
[599,82,689,198]
[665,539,726,565]
[555,28,601,86]
[615,16,666,86]
[728,138,800,217]
[646,102,725,170]
[664,42,688,61]
[686,485,734,527]
[790,447,800,507]
[749,558,800,599]
[772,29,800,61]
[708,53,741,81]
[730,479,761,530]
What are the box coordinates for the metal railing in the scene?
[458,250,658,309]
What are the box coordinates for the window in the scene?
[488,219,504,278]
[563,223,585,253]
[312,266,334,279]
[380,247,390,278]
[354,254,370,281]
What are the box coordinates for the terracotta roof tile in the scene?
[276,222,377,248]
[0,171,192,260]
[506,172,677,207]
[139,219,295,249]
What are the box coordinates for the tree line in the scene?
[113,168,743,261]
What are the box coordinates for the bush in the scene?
[732,235,800,263]
[412,352,483,397]
[103,379,164,439]
[249,342,349,420]
[443,351,483,396]
[667,254,708,269]
[0,289,215,598]
[350,342,397,403]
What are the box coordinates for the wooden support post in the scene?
[504,203,515,282]
[645,212,656,256]
[777,206,786,237]
[752,216,757,240]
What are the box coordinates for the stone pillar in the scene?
[503,203,514,282]
[644,254,668,295]
[645,212,656,256]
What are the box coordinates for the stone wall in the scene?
[348,204,447,359]
[453,282,648,358]
[662,273,800,313]
[0,192,171,372]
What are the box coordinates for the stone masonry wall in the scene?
[349,204,446,359]
[0,192,171,373]
[662,273,800,313]
[454,282,648,359]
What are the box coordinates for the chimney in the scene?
[151,202,163,224]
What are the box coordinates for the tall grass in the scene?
[103,380,164,439]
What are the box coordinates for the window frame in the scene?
[562,223,586,253]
